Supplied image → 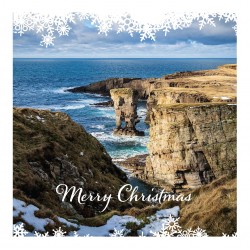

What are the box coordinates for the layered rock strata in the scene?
[145,103,236,189]
[110,88,144,136]
[145,88,211,123]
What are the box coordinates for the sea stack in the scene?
[110,88,144,136]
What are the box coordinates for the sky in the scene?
[13,18,237,58]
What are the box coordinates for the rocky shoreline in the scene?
[68,64,237,191]
[13,64,237,236]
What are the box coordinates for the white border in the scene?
[1,0,250,249]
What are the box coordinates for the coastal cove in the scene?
[14,58,236,162]
[13,58,237,236]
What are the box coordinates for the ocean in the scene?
[13,58,236,161]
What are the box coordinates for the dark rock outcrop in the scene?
[115,154,148,179]
[68,78,141,96]
[90,100,114,107]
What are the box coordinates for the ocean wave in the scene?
[137,107,147,118]
[110,148,148,161]
[59,104,86,110]
[90,132,105,137]
[33,103,86,111]
[90,124,105,130]
[73,98,106,105]
[84,92,107,98]
[91,131,149,146]
[52,87,71,94]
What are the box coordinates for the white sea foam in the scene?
[33,103,86,111]
[59,104,86,110]
[52,87,71,94]
[90,124,105,130]
[90,132,105,137]
[73,98,106,105]
[91,132,149,145]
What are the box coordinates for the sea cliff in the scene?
[13,107,128,220]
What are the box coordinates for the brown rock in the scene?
[145,103,236,189]
[110,88,144,136]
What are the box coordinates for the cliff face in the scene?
[145,103,236,189]
[67,64,237,191]
[145,88,211,123]
[13,108,127,219]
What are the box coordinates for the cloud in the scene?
[13,18,236,58]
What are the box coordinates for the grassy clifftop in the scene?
[179,174,236,236]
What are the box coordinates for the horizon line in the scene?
[13,57,237,59]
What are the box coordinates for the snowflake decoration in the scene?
[56,23,71,36]
[109,228,125,237]
[117,14,139,37]
[150,215,209,237]
[83,234,91,237]
[13,12,237,47]
[13,223,28,237]
[40,34,55,48]
[192,227,208,237]
[223,232,237,237]
[34,231,49,237]
[177,228,194,237]
[36,14,55,34]
[138,23,159,41]
[197,13,216,29]
[150,226,176,237]
[164,214,181,231]
[13,13,34,36]
[52,227,66,237]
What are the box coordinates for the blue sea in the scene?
[13,58,236,161]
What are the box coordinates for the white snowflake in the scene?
[13,223,28,237]
[13,13,34,36]
[163,214,181,231]
[222,232,237,237]
[34,231,49,237]
[232,232,237,237]
[40,34,55,48]
[109,228,125,237]
[197,13,216,29]
[36,14,55,35]
[150,215,180,237]
[138,23,158,41]
[192,227,208,237]
[97,19,113,36]
[117,14,138,37]
[52,227,66,237]
[56,23,71,36]
[13,12,237,46]
[177,228,194,237]
[83,234,91,237]
[150,227,176,237]
[149,215,210,237]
